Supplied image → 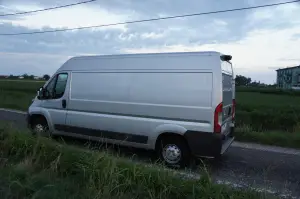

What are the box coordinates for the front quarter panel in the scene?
[28,100,54,132]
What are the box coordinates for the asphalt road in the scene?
[1,109,300,198]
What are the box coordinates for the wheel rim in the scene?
[162,144,181,164]
[34,124,47,134]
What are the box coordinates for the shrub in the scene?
[236,109,299,131]
[236,87,300,96]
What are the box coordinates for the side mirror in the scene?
[37,87,45,99]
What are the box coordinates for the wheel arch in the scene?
[29,114,48,126]
[150,124,188,150]
[28,109,53,131]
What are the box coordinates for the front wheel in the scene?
[31,118,50,137]
[157,136,191,168]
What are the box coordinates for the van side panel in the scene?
[65,71,214,148]
[70,72,213,108]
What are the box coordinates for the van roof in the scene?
[72,51,221,59]
[58,51,225,72]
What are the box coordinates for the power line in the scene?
[0,0,97,17]
[0,0,299,36]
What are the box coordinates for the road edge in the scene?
[0,108,26,115]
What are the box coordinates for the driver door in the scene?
[42,72,69,131]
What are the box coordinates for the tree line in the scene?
[2,74,51,80]
[235,75,275,87]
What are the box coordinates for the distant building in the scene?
[276,65,300,89]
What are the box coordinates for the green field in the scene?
[1,80,300,148]
[0,124,273,199]
[236,92,300,131]
[0,80,44,110]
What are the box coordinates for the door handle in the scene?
[62,99,67,108]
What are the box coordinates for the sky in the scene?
[0,0,300,84]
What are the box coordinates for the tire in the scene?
[157,136,191,169]
[31,117,50,137]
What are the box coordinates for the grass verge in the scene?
[0,124,272,199]
[235,125,300,149]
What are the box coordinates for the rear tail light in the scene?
[232,99,236,120]
[214,102,223,133]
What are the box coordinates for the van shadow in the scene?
[53,135,158,164]
[53,135,226,172]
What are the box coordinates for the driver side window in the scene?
[45,73,68,99]
[45,76,57,99]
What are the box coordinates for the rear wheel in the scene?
[31,117,50,137]
[157,135,191,168]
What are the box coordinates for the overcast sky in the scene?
[0,0,300,84]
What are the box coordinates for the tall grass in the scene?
[0,124,271,199]
[235,125,300,149]
[236,87,300,96]
[236,92,300,131]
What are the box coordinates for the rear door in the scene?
[221,60,234,134]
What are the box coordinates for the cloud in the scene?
[140,32,165,39]
[0,10,241,55]
[124,25,300,84]
[246,2,300,29]
[0,52,69,75]
[0,0,299,84]
[0,3,130,31]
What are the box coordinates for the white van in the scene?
[27,51,235,168]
